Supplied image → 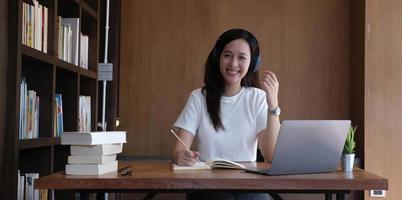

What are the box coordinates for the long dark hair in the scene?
[202,29,260,131]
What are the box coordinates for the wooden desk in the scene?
[35,161,387,199]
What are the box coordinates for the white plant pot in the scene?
[342,153,355,172]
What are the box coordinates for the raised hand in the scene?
[260,70,279,108]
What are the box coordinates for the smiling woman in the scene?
[170,29,281,200]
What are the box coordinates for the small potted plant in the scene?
[342,126,357,172]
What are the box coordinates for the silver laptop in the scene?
[245,120,351,175]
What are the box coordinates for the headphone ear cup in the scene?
[253,55,261,72]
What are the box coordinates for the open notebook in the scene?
[171,159,246,170]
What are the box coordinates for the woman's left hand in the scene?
[260,70,279,108]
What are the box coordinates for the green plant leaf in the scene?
[343,125,357,154]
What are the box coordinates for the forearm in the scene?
[259,114,281,162]
[170,129,196,164]
[258,69,281,162]
[171,144,185,163]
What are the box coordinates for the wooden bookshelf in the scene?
[18,138,53,149]
[8,0,100,199]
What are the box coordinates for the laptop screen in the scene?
[249,120,350,175]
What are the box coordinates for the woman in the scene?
[171,29,281,199]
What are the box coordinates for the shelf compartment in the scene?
[80,0,98,20]
[80,76,98,131]
[21,0,56,56]
[21,56,54,138]
[53,140,72,200]
[57,0,80,18]
[81,7,99,73]
[53,144,69,172]
[19,146,52,177]
[36,0,57,55]
[56,67,79,132]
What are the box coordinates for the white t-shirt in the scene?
[173,87,268,162]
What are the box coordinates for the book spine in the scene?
[18,173,25,200]
[56,16,61,58]
[19,79,24,139]
[35,96,39,138]
[22,3,25,45]
[43,6,48,53]
[55,94,64,136]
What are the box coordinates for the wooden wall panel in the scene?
[119,0,351,157]
[365,0,402,199]
[0,0,8,195]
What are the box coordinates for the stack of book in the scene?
[61,131,126,175]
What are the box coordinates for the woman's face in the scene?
[219,39,251,88]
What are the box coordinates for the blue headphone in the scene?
[253,53,261,72]
[252,38,261,72]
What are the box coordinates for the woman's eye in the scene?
[240,56,247,60]
[223,54,231,58]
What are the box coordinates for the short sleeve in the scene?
[256,92,268,134]
[173,92,201,135]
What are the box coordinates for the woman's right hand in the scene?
[171,128,199,165]
[174,149,200,166]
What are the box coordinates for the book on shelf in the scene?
[25,173,39,200]
[56,15,62,58]
[17,170,24,200]
[39,189,48,200]
[42,5,48,53]
[56,17,81,64]
[62,24,71,62]
[19,79,26,140]
[70,143,123,156]
[66,160,118,175]
[53,95,57,137]
[27,90,35,139]
[18,171,47,200]
[80,33,89,69]
[55,94,64,136]
[171,159,246,170]
[22,0,48,52]
[68,154,117,164]
[19,78,40,140]
[61,131,127,145]
[61,18,79,65]
[79,95,91,132]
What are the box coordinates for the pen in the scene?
[169,128,191,151]
[169,128,199,162]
